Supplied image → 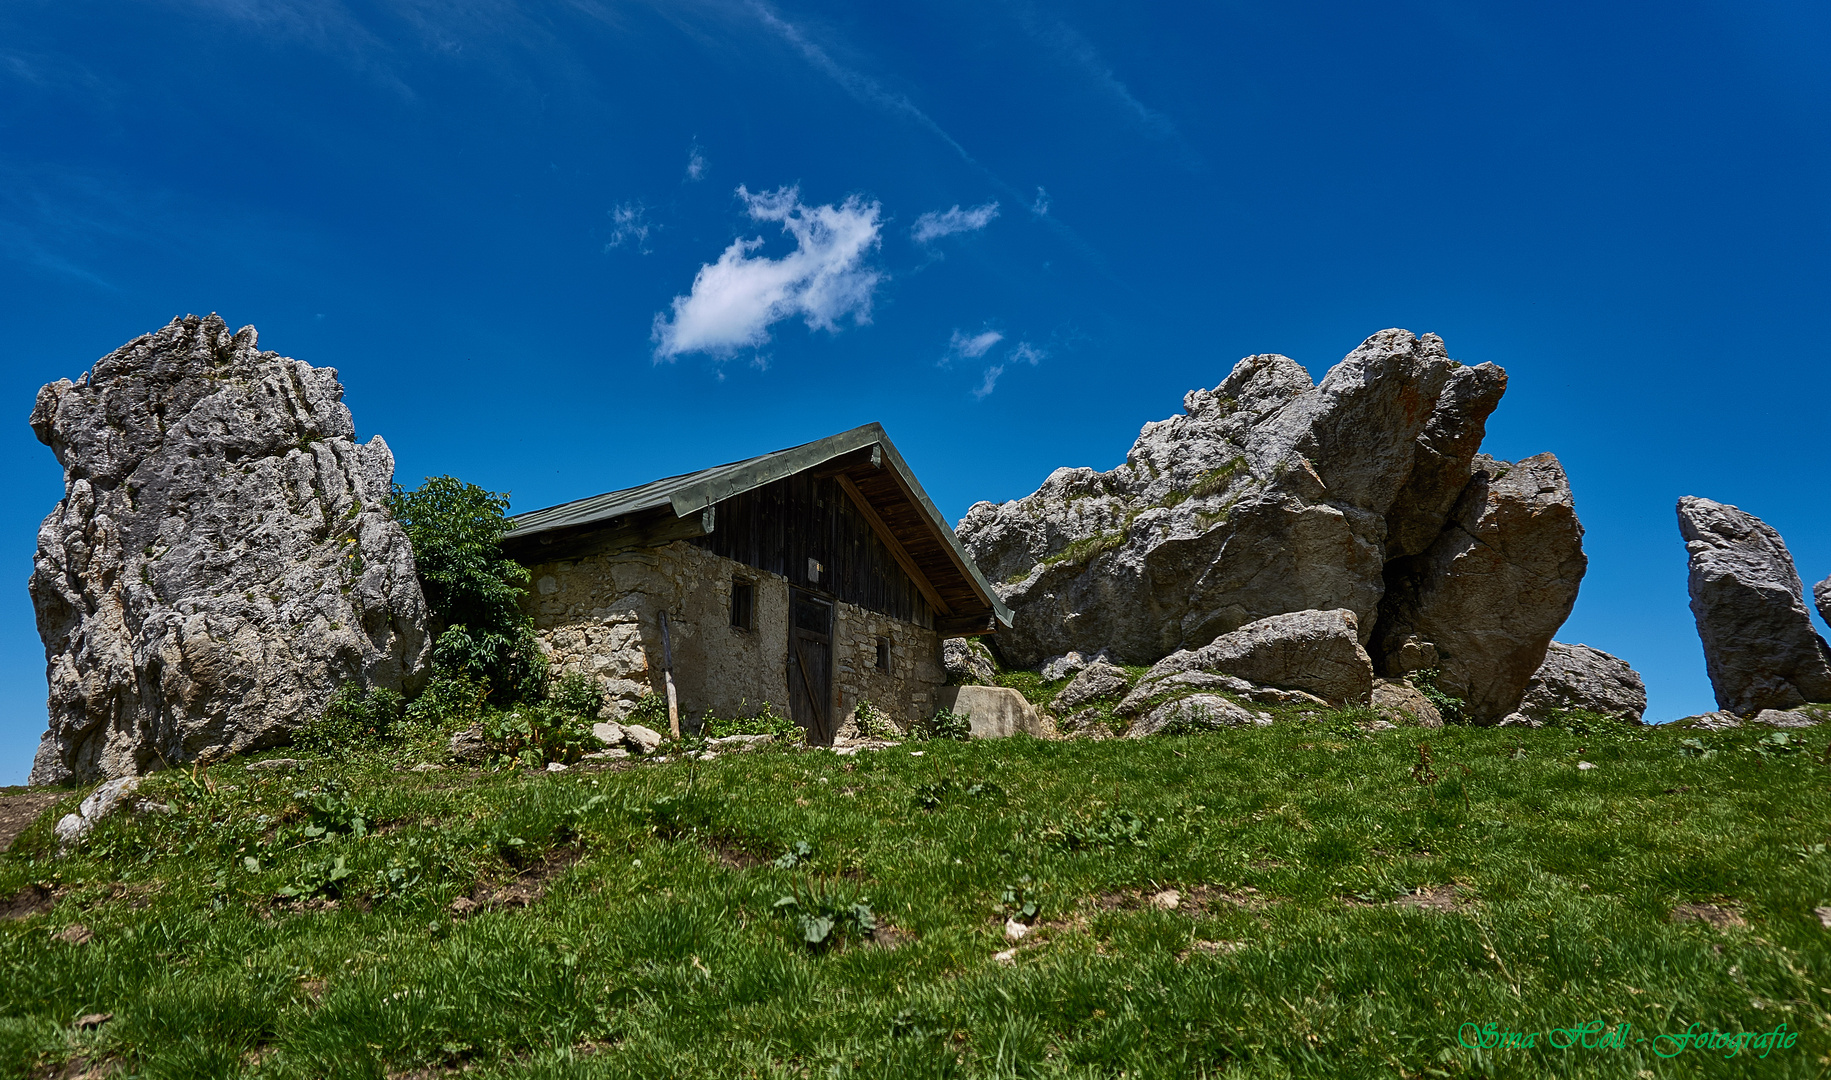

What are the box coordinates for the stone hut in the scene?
[502,424,1012,743]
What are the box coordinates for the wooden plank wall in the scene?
[692,474,933,628]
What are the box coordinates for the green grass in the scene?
[3,718,1830,1078]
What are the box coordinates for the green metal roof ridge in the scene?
[506,422,1012,627]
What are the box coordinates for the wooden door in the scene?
[788,590,834,745]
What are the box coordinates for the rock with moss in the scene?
[942,638,996,685]
[1371,678,1443,728]
[1517,642,1646,723]
[1677,496,1831,715]
[956,330,1572,684]
[27,315,430,784]
[1127,694,1268,737]
[1121,610,1372,716]
[1053,661,1132,713]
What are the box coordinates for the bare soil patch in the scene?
[453,845,584,916]
[2,884,57,921]
[0,791,63,853]
[1090,884,1269,915]
[1670,902,1747,929]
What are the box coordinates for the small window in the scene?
[875,636,890,672]
[730,578,754,630]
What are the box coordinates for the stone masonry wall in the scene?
[525,540,944,735]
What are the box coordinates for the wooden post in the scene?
[660,611,680,739]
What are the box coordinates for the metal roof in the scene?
[506,423,1012,626]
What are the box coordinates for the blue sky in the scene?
[2,1,1828,782]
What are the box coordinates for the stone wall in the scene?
[525,540,944,735]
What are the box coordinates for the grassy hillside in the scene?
[2,715,1829,1078]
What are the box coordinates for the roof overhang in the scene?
[503,423,1012,634]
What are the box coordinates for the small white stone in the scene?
[1577,760,1597,771]
[1003,918,1028,942]
[547,761,569,772]
[1150,889,1182,910]
[993,948,1018,965]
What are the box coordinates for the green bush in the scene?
[1411,668,1465,724]
[702,701,802,742]
[295,683,405,753]
[851,699,897,739]
[391,476,546,704]
[912,708,973,741]
[482,703,596,768]
[403,671,489,730]
[550,673,605,721]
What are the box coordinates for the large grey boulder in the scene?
[957,331,1580,700]
[28,315,430,784]
[1677,497,1831,714]
[1373,454,1587,723]
[1816,574,1831,631]
[941,638,996,685]
[1118,609,1372,720]
[1518,641,1646,722]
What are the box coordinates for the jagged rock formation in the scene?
[1373,453,1587,722]
[1677,497,1831,715]
[28,315,430,784]
[957,330,1584,722]
[1516,642,1646,722]
[1817,574,1831,630]
[942,638,996,686]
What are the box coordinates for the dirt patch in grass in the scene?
[1090,885,1269,915]
[1391,884,1462,912]
[453,845,584,916]
[2,884,57,921]
[869,923,916,950]
[1671,902,1747,929]
[707,838,764,870]
[33,1053,121,1079]
[0,791,63,853]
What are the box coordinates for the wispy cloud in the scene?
[651,184,883,360]
[744,0,978,165]
[972,340,1044,399]
[911,201,999,245]
[1005,3,1180,141]
[1029,187,1051,216]
[604,202,654,253]
[939,328,1004,368]
[685,140,707,182]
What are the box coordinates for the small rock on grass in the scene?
[1150,889,1182,911]
[622,724,664,755]
[55,923,92,945]
[1577,761,1597,771]
[1814,906,1831,929]
[1003,918,1028,942]
[74,1013,112,1030]
[993,948,1018,965]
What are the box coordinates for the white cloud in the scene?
[685,141,706,182]
[651,185,883,360]
[971,365,1005,399]
[949,329,1004,360]
[1009,341,1046,366]
[604,202,653,253]
[911,201,999,244]
[1029,187,1051,216]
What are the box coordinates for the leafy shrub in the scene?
[913,709,973,741]
[999,876,1042,923]
[404,671,489,730]
[1039,808,1152,851]
[483,703,596,768]
[550,673,605,721]
[1411,669,1464,725]
[625,691,671,731]
[852,699,897,739]
[702,701,802,742]
[391,476,546,704]
[912,777,1004,811]
[296,683,405,753]
[773,883,877,949]
[772,840,814,869]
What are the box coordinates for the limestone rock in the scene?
[942,638,996,685]
[1040,650,1111,682]
[1371,678,1443,728]
[53,776,141,853]
[1126,610,1373,710]
[622,724,665,755]
[934,685,1045,738]
[1053,661,1132,713]
[1518,642,1647,722]
[591,722,626,748]
[1817,573,1831,633]
[28,316,430,784]
[956,331,1576,687]
[1752,709,1820,729]
[1677,497,1831,714]
[1374,454,1587,724]
[1127,694,1268,737]
[448,724,490,764]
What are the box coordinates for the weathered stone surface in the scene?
[1127,694,1268,737]
[957,331,1578,694]
[53,776,141,853]
[1125,610,1373,710]
[448,724,489,763]
[1053,661,1131,713]
[1371,678,1443,728]
[1373,454,1586,724]
[1040,649,1112,682]
[935,685,1045,738]
[942,638,996,686]
[1677,496,1831,715]
[1751,709,1820,729]
[591,722,626,747]
[622,724,665,755]
[1518,642,1647,722]
[1816,574,1831,634]
[29,316,430,785]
